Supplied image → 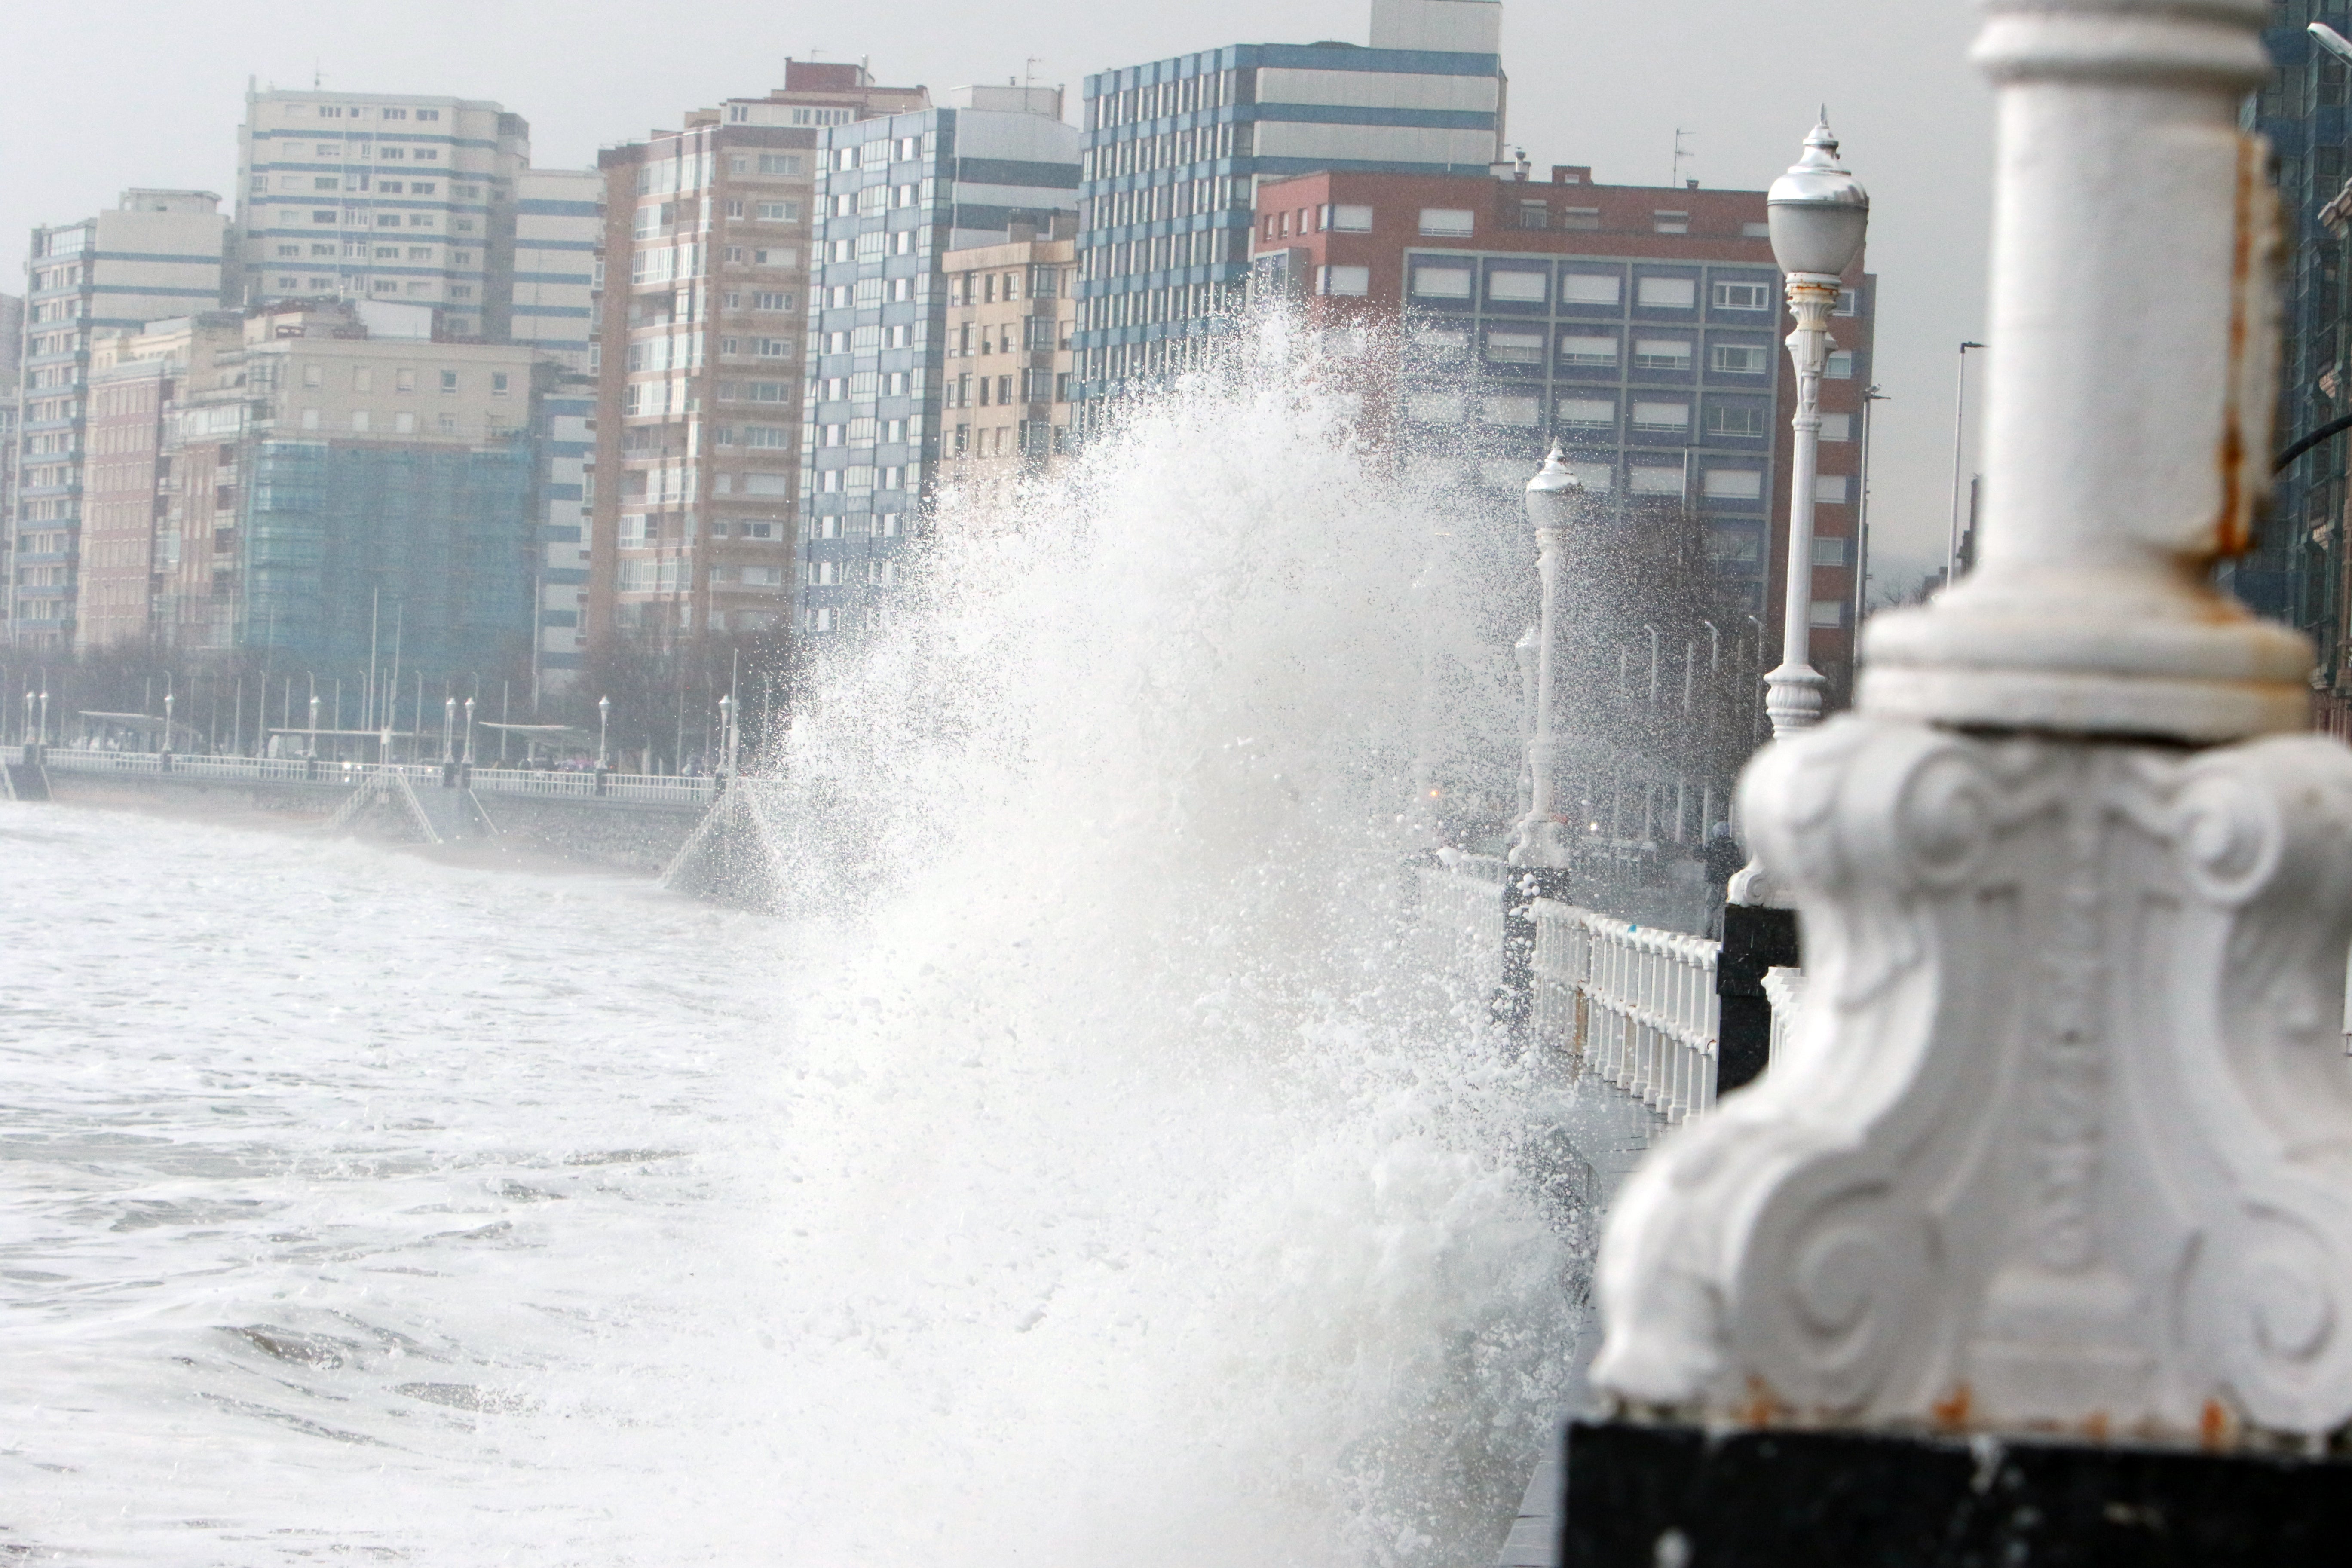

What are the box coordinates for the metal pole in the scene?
[464,696,475,765]
[1509,445,1580,868]
[367,587,379,732]
[1764,280,1836,736]
[1946,342,1986,583]
[598,694,609,771]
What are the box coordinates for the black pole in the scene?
[2275,411,2352,473]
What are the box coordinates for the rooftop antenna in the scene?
[1670,126,1693,188]
[1025,56,1045,90]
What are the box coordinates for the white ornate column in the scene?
[1590,0,2352,1447]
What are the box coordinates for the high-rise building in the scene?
[586,62,930,652]
[1250,163,1876,702]
[794,85,1082,638]
[0,293,20,647]
[80,315,242,651]
[8,190,228,649]
[511,168,602,374]
[937,219,1081,496]
[234,89,530,340]
[1070,0,1506,414]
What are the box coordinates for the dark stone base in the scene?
[1562,1418,2352,1566]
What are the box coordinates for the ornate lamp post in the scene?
[21,691,31,750]
[307,692,321,756]
[597,694,610,772]
[462,696,475,766]
[1572,0,2352,1552]
[1762,118,1869,738]
[1507,443,1581,869]
[442,695,456,763]
[160,689,173,756]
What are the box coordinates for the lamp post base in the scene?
[1561,1418,2352,1567]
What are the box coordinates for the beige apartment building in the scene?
[939,218,1079,504]
[588,61,928,648]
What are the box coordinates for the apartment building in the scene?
[587,61,930,649]
[794,85,1082,638]
[152,301,543,685]
[234,89,530,340]
[0,294,19,641]
[1072,0,1506,414]
[1251,164,1876,698]
[80,316,242,650]
[512,168,602,373]
[8,190,228,649]
[938,219,1080,498]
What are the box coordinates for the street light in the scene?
[1762,116,1870,738]
[443,695,456,763]
[162,689,174,755]
[463,696,475,765]
[1507,442,1582,868]
[597,694,611,771]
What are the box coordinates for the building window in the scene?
[1652,211,1690,235]
[1713,280,1772,311]
[1705,404,1768,437]
[1560,273,1620,306]
[1561,208,1602,232]
[1814,475,1850,504]
[1484,330,1545,365]
[491,372,510,396]
[1635,276,1697,309]
[1317,265,1369,297]
[440,371,459,392]
[1703,468,1763,500]
[1825,351,1856,378]
[1835,289,1859,316]
[1630,465,1684,494]
[1632,339,1693,371]
[1556,397,1615,429]
[1329,204,1374,233]
[1487,270,1547,304]
[1409,265,1473,300]
[1819,412,1852,442]
[1708,343,1770,374]
[1557,334,1617,368]
[1485,395,1540,427]
[1809,600,1846,628]
[1516,200,1548,230]
[1813,536,1851,566]
[1630,400,1690,432]
[1417,208,1474,237]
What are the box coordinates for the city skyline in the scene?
[0,0,1993,590]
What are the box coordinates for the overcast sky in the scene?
[3,0,1994,592]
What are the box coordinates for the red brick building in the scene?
[1252,165,1876,705]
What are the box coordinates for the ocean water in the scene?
[0,323,1588,1565]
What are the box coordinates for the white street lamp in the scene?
[1762,117,1869,738]
[597,694,611,771]
[161,689,173,755]
[1507,442,1582,868]
[463,696,475,766]
[442,695,456,763]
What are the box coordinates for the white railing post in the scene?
[1592,0,2352,1454]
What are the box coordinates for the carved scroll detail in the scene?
[1591,717,2352,1440]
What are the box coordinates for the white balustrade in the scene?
[30,749,714,808]
[1531,900,1721,1124]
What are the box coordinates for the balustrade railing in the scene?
[1412,858,1781,1126]
[34,748,716,807]
[1533,900,1721,1123]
